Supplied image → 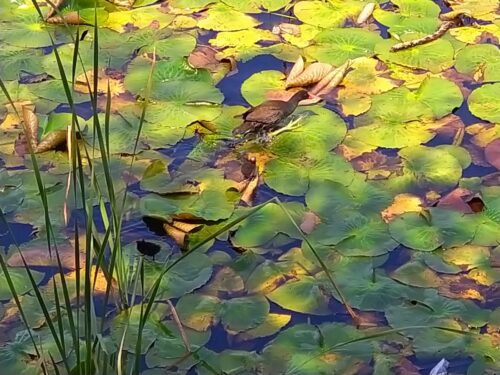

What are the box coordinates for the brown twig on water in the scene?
[390,20,456,52]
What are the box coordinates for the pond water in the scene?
[0,0,499,374]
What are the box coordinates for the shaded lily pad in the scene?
[267,276,331,315]
[389,208,477,251]
[221,296,269,332]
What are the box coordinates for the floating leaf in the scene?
[455,44,500,83]
[373,0,440,36]
[389,208,476,251]
[241,70,286,106]
[231,202,304,248]
[376,37,455,73]
[221,296,269,332]
[176,294,221,331]
[198,3,260,31]
[285,62,332,88]
[468,84,500,123]
[351,87,436,148]
[267,276,331,315]
[235,313,291,342]
[415,77,463,119]
[391,260,441,287]
[306,28,383,66]
[294,1,364,29]
[399,145,464,190]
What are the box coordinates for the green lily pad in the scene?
[241,70,286,106]
[351,87,436,148]
[141,165,239,222]
[0,46,44,81]
[399,145,464,190]
[376,37,455,73]
[145,321,210,369]
[221,296,269,332]
[306,178,392,220]
[390,260,441,287]
[310,214,398,256]
[198,3,260,31]
[305,28,383,66]
[0,267,44,300]
[267,276,331,315]
[176,294,221,331]
[389,208,476,251]
[373,0,440,36]
[415,77,463,119]
[294,1,363,29]
[455,44,500,83]
[111,304,169,354]
[223,0,291,12]
[468,84,500,123]
[231,202,304,248]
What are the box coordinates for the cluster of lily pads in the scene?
[0,0,499,373]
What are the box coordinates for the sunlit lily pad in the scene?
[415,77,463,119]
[198,3,260,31]
[294,1,363,29]
[376,37,455,73]
[351,87,436,148]
[241,70,286,106]
[373,0,440,36]
[399,145,464,190]
[468,84,500,123]
[455,44,500,83]
[305,28,383,66]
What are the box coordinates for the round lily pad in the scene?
[267,276,331,315]
[306,28,383,66]
[389,208,476,251]
[241,70,286,106]
[455,44,500,83]
[468,84,500,123]
[376,37,455,73]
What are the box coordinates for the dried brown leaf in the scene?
[285,56,305,87]
[286,62,332,88]
[381,194,423,223]
[46,12,85,25]
[35,130,66,153]
[485,138,500,170]
[356,2,376,24]
[300,211,320,234]
[437,188,474,213]
[22,106,38,150]
[241,175,259,205]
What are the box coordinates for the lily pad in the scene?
[306,28,383,66]
[376,37,455,73]
[267,276,331,315]
[455,44,500,83]
[468,84,500,123]
[198,3,260,31]
[389,208,477,251]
